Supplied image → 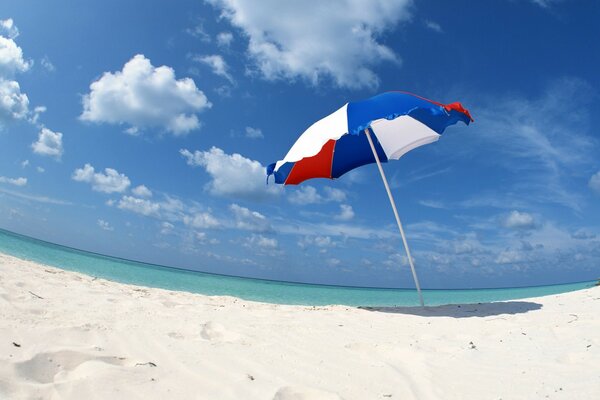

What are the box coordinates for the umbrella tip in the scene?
[444,102,474,123]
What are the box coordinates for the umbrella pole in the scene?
[364,128,425,307]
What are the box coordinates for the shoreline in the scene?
[1,251,599,399]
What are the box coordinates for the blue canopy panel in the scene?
[331,129,387,179]
[346,91,472,136]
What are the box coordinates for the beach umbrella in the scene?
[267,91,473,306]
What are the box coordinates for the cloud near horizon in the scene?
[72,164,131,194]
[180,147,281,200]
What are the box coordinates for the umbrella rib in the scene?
[364,128,425,307]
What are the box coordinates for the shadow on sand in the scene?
[359,300,542,318]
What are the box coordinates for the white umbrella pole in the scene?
[364,128,425,307]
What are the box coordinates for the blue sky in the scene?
[1,0,599,289]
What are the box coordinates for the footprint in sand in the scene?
[200,321,241,342]
[272,386,344,400]
[15,350,127,384]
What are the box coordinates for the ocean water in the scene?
[0,228,595,307]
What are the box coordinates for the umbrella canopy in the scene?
[267,91,473,185]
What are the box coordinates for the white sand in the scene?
[1,252,599,400]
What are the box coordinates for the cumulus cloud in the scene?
[0,176,27,186]
[503,210,536,230]
[117,196,160,216]
[216,32,234,47]
[244,234,278,249]
[298,235,335,250]
[160,221,175,234]
[244,126,263,139]
[40,56,55,72]
[132,184,152,198]
[287,185,346,205]
[0,19,33,127]
[0,78,29,124]
[31,127,63,158]
[207,0,411,89]
[186,23,211,42]
[424,20,443,33]
[80,54,211,136]
[195,231,220,245]
[30,105,46,125]
[72,164,131,193]
[180,147,281,199]
[97,219,114,231]
[183,211,220,229]
[495,249,523,265]
[335,204,355,221]
[0,35,31,76]
[230,203,271,232]
[193,54,234,83]
[0,19,19,39]
[589,171,600,195]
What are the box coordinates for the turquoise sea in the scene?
[0,228,595,307]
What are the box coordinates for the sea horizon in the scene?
[1,227,594,307]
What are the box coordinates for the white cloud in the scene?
[72,164,131,193]
[0,176,27,186]
[207,0,411,89]
[418,199,447,209]
[195,231,220,245]
[0,19,19,39]
[495,249,523,265]
[244,126,263,139]
[186,23,211,42]
[323,187,346,202]
[31,127,63,158]
[288,185,346,205]
[230,203,271,232]
[36,166,44,173]
[288,186,320,205]
[193,54,234,83]
[424,20,443,33]
[160,221,175,234]
[589,171,600,195]
[183,211,220,229]
[216,32,233,47]
[335,204,355,221]
[531,0,563,8]
[180,147,281,199]
[80,54,211,136]
[0,35,31,76]
[132,184,152,198]
[503,211,536,230]
[40,56,55,72]
[97,219,114,231]
[0,20,31,127]
[245,234,277,249]
[0,78,29,123]
[117,196,161,216]
[20,159,29,168]
[298,235,335,250]
[327,258,341,267]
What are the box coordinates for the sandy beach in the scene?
[1,251,599,399]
